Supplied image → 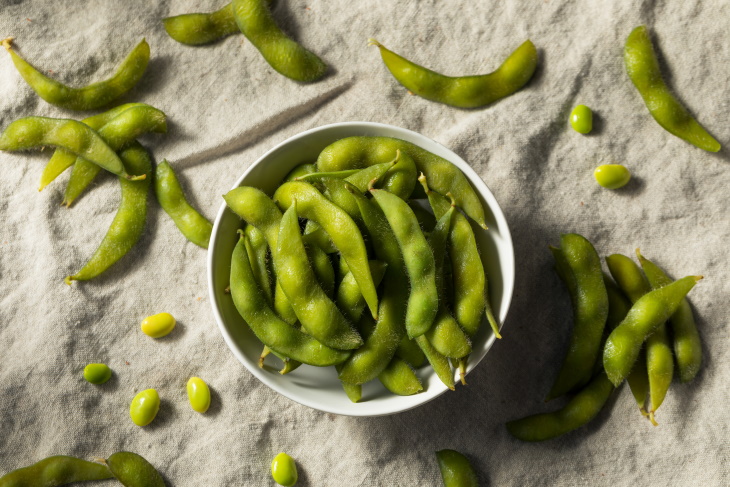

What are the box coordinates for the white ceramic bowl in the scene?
[208,122,515,416]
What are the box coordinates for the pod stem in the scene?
[648,411,659,427]
[458,358,468,386]
[63,276,74,285]
[367,38,382,48]
[127,174,147,181]
[2,37,13,51]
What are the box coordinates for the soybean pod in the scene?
[164,3,240,45]
[0,456,112,486]
[435,449,479,487]
[3,38,149,111]
[106,451,165,487]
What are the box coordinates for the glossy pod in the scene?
[106,452,165,487]
[624,26,720,152]
[129,389,160,427]
[187,377,211,413]
[64,143,152,283]
[232,0,327,82]
[435,449,478,487]
[155,160,213,248]
[83,363,112,384]
[3,38,149,111]
[164,3,239,45]
[371,39,537,109]
[0,456,112,486]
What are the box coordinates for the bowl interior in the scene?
[208,122,515,416]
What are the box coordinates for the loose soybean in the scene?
[83,363,112,384]
[129,389,160,427]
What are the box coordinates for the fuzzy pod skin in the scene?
[164,3,240,45]
[3,38,149,111]
[107,452,165,487]
[435,449,479,487]
[378,357,423,396]
[624,26,720,152]
[371,39,537,109]
[0,456,113,486]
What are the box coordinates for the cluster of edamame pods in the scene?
[224,136,501,400]
[507,234,702,441]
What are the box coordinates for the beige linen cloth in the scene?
[1,1,728,485]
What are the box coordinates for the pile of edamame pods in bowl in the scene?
[221,136,504,402]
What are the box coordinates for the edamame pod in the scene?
[370,39,537,109]
[155,160,212,248]
[0,117,145,180]
[416,335,455,390]
[378,357,423,396]
[624,26,720,152]
[230,234,349,366]
[232,0,327,82]
[637,250,702,383]
[284,163,317,182]
[107,451,165,487]
[164,3,240,45]
[336,261,388,322]
[277,204,362,350]
[273,182,379,319]
[244,225,273,306]
[435,449,478,487]
[3,38,149,111]
[395,336,425,368]
[547,234,608,400]
[371,188,437,338]
[65,142,151,283]
[317,137,483,227]
[297,159,394,192]
[603,276,701,386]
[63,104,167,206]
[507,373,614,442]
[0,456,113,486]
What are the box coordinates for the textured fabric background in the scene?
[1,1,729,485]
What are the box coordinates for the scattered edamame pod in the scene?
[370,39,537,109]
[2,38,149,111]
[164,3,240,45]
[0,117,145,180]
[624,26,720,152]
[435,449,478,487]
[187,377,211,413]
[106,451,165,487]
[83,363,112,384]
[0,456,113,486]
[140,312,176,338]
[155,160,213,248]
[570,104,593,134]
[232,0,327,82]
[270,452,298,487]
[129,389,161,427]
[64,143,152,284]
[594,164,631,190]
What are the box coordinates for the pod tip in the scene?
[367,38,381,48]
[63,276,73,285]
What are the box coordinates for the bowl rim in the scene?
[207,121,515,416]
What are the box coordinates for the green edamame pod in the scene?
[0,456,112,486]
[624,26,720,152]
[107,451,165,487]
[63,104,168,206]
[277,204,362,350]
[65,142,151,284]
[274,280,298,325]
[232,0,327,82]
[435,449,478,487]
[507,373,614,442]
[0,117,145,180]
[244,225,273,306]
[396,336,425,368]
[273,181,379,319]
[644,324,673,425]
[307,243,335,297]
[155,160,212,248]
[164,3,239,45]
[378,357,423,396]
[317,137,483,227]
[230,233,349,366]
[301,220,337,254]
[336,261,388,322]
[637,250,702,383]
[547,234,608,400]
[370,39,537,109]
[39,103,145,191]
[416,335,455,390]
[606,254,651,302]
[3,38,149,111]
[371,188,438,338]
[603,276,701,386]
[409,203,437,233]
[297,159,395,192]
[284,163,317,182]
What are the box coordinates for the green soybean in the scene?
[232,0,327,82]
[546,234,608,400]
[187,377,211,413]
[107,451,165,487]
[83,363,112,384]
[370,39,537,109]
[270,452,298,487]
[64,143,151,284]
[507,373,614,442]
[594,164,631,190]
[164,3,240,45]
[3,38,149,111]
[316,137,484,227]
[435,449,478,487]
[624,26,720,152]
[0,117,145,180]
[129,388,160,427]
[378,357,423,396]
[0,456,113,486]
[570,104,593,134]
[603,276,701,386]
[637,250,702,383]
[337,261,388,322]
[155,160,212,248]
